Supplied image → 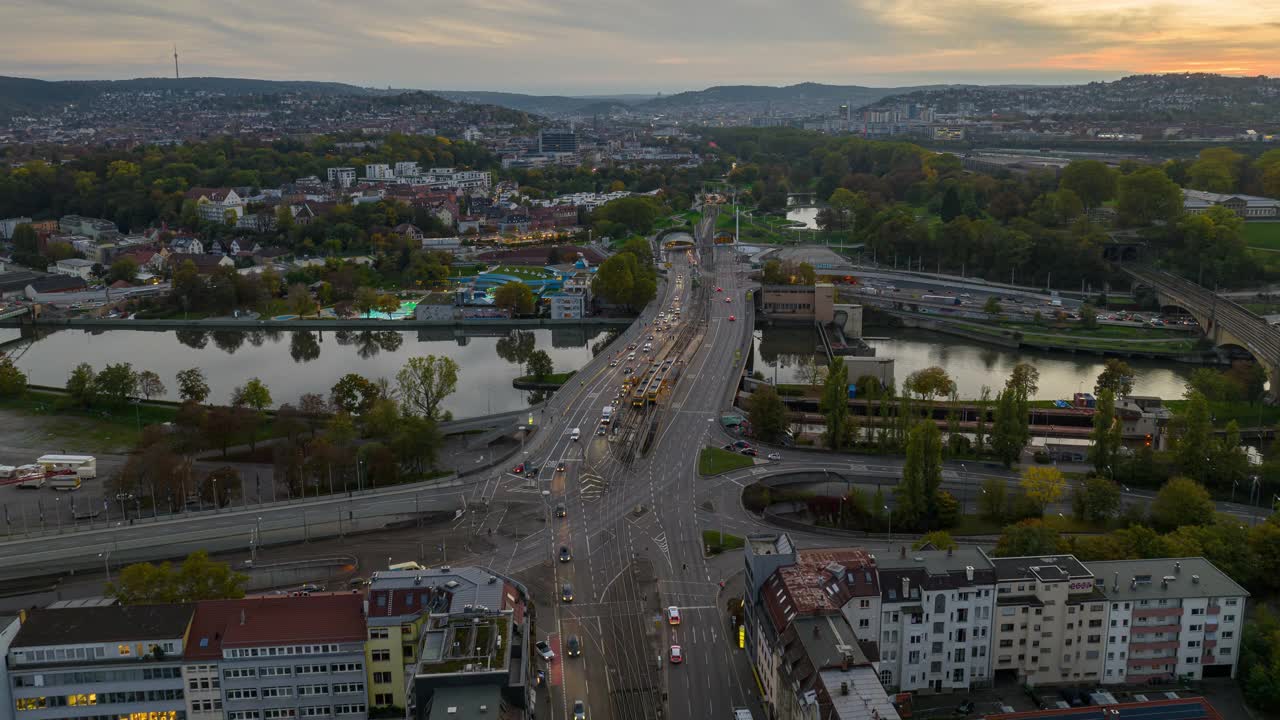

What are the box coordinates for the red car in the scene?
[512,463,525,474]
[729,315,736,322]
[669,645,683,664]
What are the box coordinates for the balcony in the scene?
[1203,640,1217,650]
[1133,607,1184,619]
[1127,657,1174,671]
[1204,622,1218,632]
[1126,670,1175,684]
[1130,641,1179,652]
[1132,623,1180,636]
[1207,605,1221,616]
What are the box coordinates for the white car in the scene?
[767,452,782,461]
[534,640,555,662]
[667,606,681,625]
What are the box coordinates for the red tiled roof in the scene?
[762,548,878,633]
[186,594,366,659]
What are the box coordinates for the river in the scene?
[753,326,1194,400]
[3,326,611,418]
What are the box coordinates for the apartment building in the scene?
[327,167,357,188]
[875,547,997,693]
[989,554,1109,687]
[1090,558,1248,685]
[365,566,530,716]
[773,615,900,720]
[743,534,880,717]
[394,162,421,178]
[364,164,393,181]
[6,604,195,720]
[184,594,369,720]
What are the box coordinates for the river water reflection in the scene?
[8,326,612,418]
[754,326,1194,400]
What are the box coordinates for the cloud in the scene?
[0,0,1276,92]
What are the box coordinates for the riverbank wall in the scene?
[3,316,635,330]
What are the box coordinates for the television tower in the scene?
[173,44,180,80]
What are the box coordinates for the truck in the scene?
[36,454,97,479]
[49,475,82,491]
[922,294,961,306]
[601,405,614,425]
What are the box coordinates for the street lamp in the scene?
[960,463,968,515]
[885,504,892,548]
[99,549,112,583]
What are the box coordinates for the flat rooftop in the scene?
[992,554,1092,583]
[984,697,1222,720]
[13,604,193,648]
[416,613,512,676]
[1089,558,1249,601]
[876,546,992,575]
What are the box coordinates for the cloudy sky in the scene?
[2,0,1276,94]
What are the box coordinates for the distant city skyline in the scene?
[1,0,1275,95]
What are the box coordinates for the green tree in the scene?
[1079,303,1098,329]
[66,362,97,407]
[979,477,1008,522]
[353,286,378,317]
[0,353,28,397]
[819,358,850,450]
[990,390,1024,467]
[105,550,248,604]
[1188,147,1244,193]
[983,296,1002,315]
[362,398,401,440]
[1212,420,1249,490]
[1060,160,1118,209]
[1089,389,1122,477]
[108,257,139,284]
[748,383,789,443]
[10,223,38,255]
[898,420,943,529]
[994,519,1063,557]
[396,355,460,421]
[934,490,960,528]
[1006,362,1040,401]
[913,530,958,551]
[525,349,554,380]
[1020,465,1066,516]
[1095,358,1136,397]
[1176,390,1213,481]
[93,362,139,407]
[1149,476,1215,532]
[323,410,358,447]
[176,367,210,405]
[232,377,273,412]
[493,281,536,315]
[1116,167,1183,226]
[1073,476,1121,524]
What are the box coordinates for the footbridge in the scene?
[1126,266,1280,399]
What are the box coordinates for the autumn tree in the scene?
[106,550,248,604]
[1150,476,1215,532]
[1020,466,1066,516]
[176,367,210,404]
[493,281,536,315]
[1095,358,1136,397]
[748,383,789,443]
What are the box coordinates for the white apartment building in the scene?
[1091,558,1248,685]
[394,161,421,177]
[875,547,996,693]
[327,167,357,188]
[424,168,491,190]
[364,164,393,181]
[988,554,1110,687]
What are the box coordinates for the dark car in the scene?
[559,546,572,563]
[566,635,582,657]
[956,700,975,715]
[740,448,757,457]
[526,466,540,478]
[554,504,567,518]
[561,584,574,602]
[556,461,566,472]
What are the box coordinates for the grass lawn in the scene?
[998,321,1192,340]
[1242,222,1280,250]
[698,447,755,475]
[0,390,181,453]
[1165,399,1280,428]
[702,529,746,555]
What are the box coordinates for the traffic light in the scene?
[1144,434,1152,447]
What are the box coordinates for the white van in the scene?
[570,428,581,441]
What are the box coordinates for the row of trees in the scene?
[591,236,658,310]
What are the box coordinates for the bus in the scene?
[36,454,97,479]
[922,295,961,306]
